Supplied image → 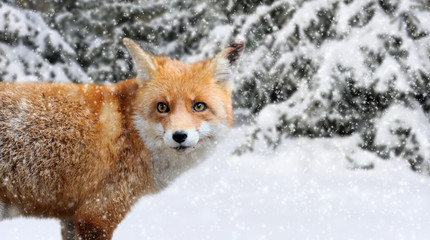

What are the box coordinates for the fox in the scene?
[0,38,244,240]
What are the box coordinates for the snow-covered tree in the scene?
[231,0,430,173]
[44,0,166,83]
[0,2,88,83]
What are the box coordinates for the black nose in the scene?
[172,131,187,143]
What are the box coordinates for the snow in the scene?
[0,43,73,83]
[0,3,89,83]
[375,103,430,164]
[0,4,74,55]
[374,57,408,92]
[1,126,430,239]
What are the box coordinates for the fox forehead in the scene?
[139,57,231,105]
[150,57,215,89]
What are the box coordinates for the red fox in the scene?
[0,38,244,240]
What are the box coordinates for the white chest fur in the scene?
[133,115,228,192]
[149,145,209,191]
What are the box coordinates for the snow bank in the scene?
[2,127,430,239]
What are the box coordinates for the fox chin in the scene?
[0,38,244,240]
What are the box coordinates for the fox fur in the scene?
[0,38,244,240]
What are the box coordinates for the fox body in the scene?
[0,38,244,239]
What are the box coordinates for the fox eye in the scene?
[192,102,207,112]
[157,102,170,113]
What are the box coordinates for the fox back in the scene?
[0,38,244,240]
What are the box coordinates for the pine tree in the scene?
[44,0,167,83]
[0,2,87,83]
[231,0,430,173]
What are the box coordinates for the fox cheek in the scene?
[198,122,215,138]
[152,123,164,137]
[198,121,230,142]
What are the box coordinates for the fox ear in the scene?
[123,38,156,84]
[212,42,245,85]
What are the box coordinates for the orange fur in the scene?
[0,80,151,221]
[0,39,244,240]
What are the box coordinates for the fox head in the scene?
[124,38,245,154]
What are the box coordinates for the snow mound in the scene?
[2,127,430,239]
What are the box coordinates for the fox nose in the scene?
[172,131,187,143]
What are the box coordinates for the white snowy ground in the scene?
[1,126,430,240]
